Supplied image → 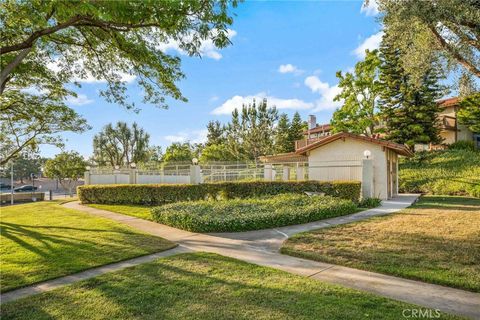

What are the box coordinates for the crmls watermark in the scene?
[402,308,441,318]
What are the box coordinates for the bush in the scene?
[78,180,361,205]
[151,194,357,232]
[400,149,480,197]
[449,140,477,152]
[358,197,382,208]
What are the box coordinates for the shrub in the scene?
[78,180,361,205]
[449,140,477,152]
[151,194,357,232]
[399,149,480,197]
[358,197,382,208]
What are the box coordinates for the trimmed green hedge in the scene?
[151,194,357,232]
[78,181,361,205]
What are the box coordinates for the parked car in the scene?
[0,183,12,189]
[14,185,38,192]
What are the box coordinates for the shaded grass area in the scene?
[0,201,175,292]
[88,203,151,220]
[0,253,459,320]
[282,196,480,292]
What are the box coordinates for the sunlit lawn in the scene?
[0,252,459,320]
[88,203,152,220]
[0,201,175,292]
[281,196,480,292]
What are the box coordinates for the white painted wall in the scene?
[307,138,389,199]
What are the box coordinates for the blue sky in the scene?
[42,0,385,158]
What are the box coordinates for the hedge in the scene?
[78,180,361,205]
[151,193,357,232]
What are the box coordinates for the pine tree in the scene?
[206,120,225,146]
[288,112,305,148]
[379,34,444,149]
[274,114,292,154]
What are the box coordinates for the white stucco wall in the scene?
[307,138,389,199]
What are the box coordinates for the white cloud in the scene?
[164,129,208,144]
[209,95,219,102]
[66,94,93,106]
[211,92,313,115]
[278,64,302,74]
[304,76,342,111]
[157,29,237,60]
[360,0,379,16]
[352,32,384,59]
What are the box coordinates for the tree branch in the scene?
[429,25,480,77]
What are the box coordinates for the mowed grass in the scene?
[0,253,459,320]
[88,203,152,220]
[281,196,480,292]
[0,201,175,292]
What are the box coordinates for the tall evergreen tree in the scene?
[205,120,225,146]
[288,112,305,148]
[274,114,292,154]
[379,34,444,149]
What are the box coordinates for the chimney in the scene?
[308,115,317,130]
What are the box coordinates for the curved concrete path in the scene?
[2,194,480,319]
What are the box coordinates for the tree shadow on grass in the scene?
[0,253,431,320]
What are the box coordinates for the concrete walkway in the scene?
[2,194,480,319]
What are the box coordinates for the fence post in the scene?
[361,158,374,199]
[282,166,290,181]
[129,169,137,184]
[296,162,304,181]
[190,165,201,184]
[84,170,90,185]
[264,164,273,181]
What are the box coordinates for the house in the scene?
[261,130,412,200]
[431,97,479,149]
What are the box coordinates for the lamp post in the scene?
[10,161,14,205]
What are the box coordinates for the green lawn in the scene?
[88,203,152,220]
[0,253,459,320]
[281,196,480,292]
[0,201,175,292]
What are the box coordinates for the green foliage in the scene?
[377,0,480,79]
[399,149,480,197]
[93,122,151,167]
[0,1,237,109]
[331,50,382,136]
[44,151,87,196]
[449,140,477,152]
[78,181,362,205]
[205,121,225,146]
[151,194,357,232]
[0,91,90,165]
[378,33,444,149]
[457,93,480,133]
[199,143,236,162]
[0,152,44,183]
[162,142,195,164]
[274,114,292,154]
[358,197,382,208]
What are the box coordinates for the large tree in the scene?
[0,92,89,165]
[93,122,151,167]
[274,114,292,154]
[457,93,480,133]
[379,34,444,149]
[44,151,86,196]
[205,120,226,146]
[331,49,382,136]
[162,142,194,164]
[0,1,237,108]
[0,152,44,183]
[376,0,480,79]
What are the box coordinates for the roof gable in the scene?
[295,132,413,157]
